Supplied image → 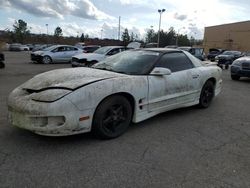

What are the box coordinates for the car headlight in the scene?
[232,61,241,67]
[35,52,44,56]
[29,89,72,102]
[215,56,219,60]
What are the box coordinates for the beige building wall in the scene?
[203,21,250,54]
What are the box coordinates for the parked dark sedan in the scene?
[207,48,224,61]
[231,56,250,80]
[215,50,243,69]
[0,51,5,68]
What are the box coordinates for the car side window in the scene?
[107,48,120,56]
[189,48,195,55]
[156,52,194,72]
[57,46,66,52]
[195,48,203,56]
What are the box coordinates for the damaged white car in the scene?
[8,48,222,139]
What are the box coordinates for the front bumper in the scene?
[217,59,232,65]
[71,61,87,67]
[0,53,4,61]
[231,66,250,77]
[8,87,93,136]
[31,54,43,63]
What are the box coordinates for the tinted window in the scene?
[107,48,121,56]
[156,52,194,72]
[53,46,66,52]
[65,47,74,51]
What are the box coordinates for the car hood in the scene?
[73,53,105,61]
[234,56,250,63]
[217,54,233,58]
[21,68,124,91]
[32,50,45,55]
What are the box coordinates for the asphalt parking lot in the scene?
[0,51,250,188]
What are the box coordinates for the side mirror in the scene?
[150,67,171,76]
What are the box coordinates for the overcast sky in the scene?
[0,0,249,40]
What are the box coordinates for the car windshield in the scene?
[94,46,113,54]
[92,50,160,75]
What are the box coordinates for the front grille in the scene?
[242,62,250,70]
[31,54,38,59]
[79,58,88,64]
[72,57,79,63]
[72,58,88,63]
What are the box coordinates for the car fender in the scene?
[64,76,149,122]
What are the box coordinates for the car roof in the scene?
[100,46,124,48]
[50,45,78,48]
[140,48,182,53]
[83,45,100,47]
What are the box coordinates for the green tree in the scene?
[130,32,135,42]
[80,33,85,42]
[85,34,89,39]
[12,19,30,43]
[177,34,190,46]
[121,28,130,45]
[145,28,155,43]
[54,26,63,37]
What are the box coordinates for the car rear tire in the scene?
[0,62,5,68]
[42,56,52,64]
[199,80,215,108]
[231,75,240,80]
[92,95,132,139]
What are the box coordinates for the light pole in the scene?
[45,24,48,45]
[157,9,165,47]
[101,29,103,39]
[118,16,121,40]
[176,27,185,46]
[45,24,48,35]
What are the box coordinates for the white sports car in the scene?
[8,48,222,139]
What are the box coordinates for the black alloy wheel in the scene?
[92,95,132,139]
[199,81,215,108]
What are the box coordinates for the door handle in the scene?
[192,74,199,79]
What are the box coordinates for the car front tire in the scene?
[231,75,240,80]
[92,95,132,139]
[199,80,215,108]
[0,62,5,68]
[42,56,52,64]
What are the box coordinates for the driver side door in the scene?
[148,52,201,112]
[51,46,67,62]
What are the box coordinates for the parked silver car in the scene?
[31,45,82,64]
